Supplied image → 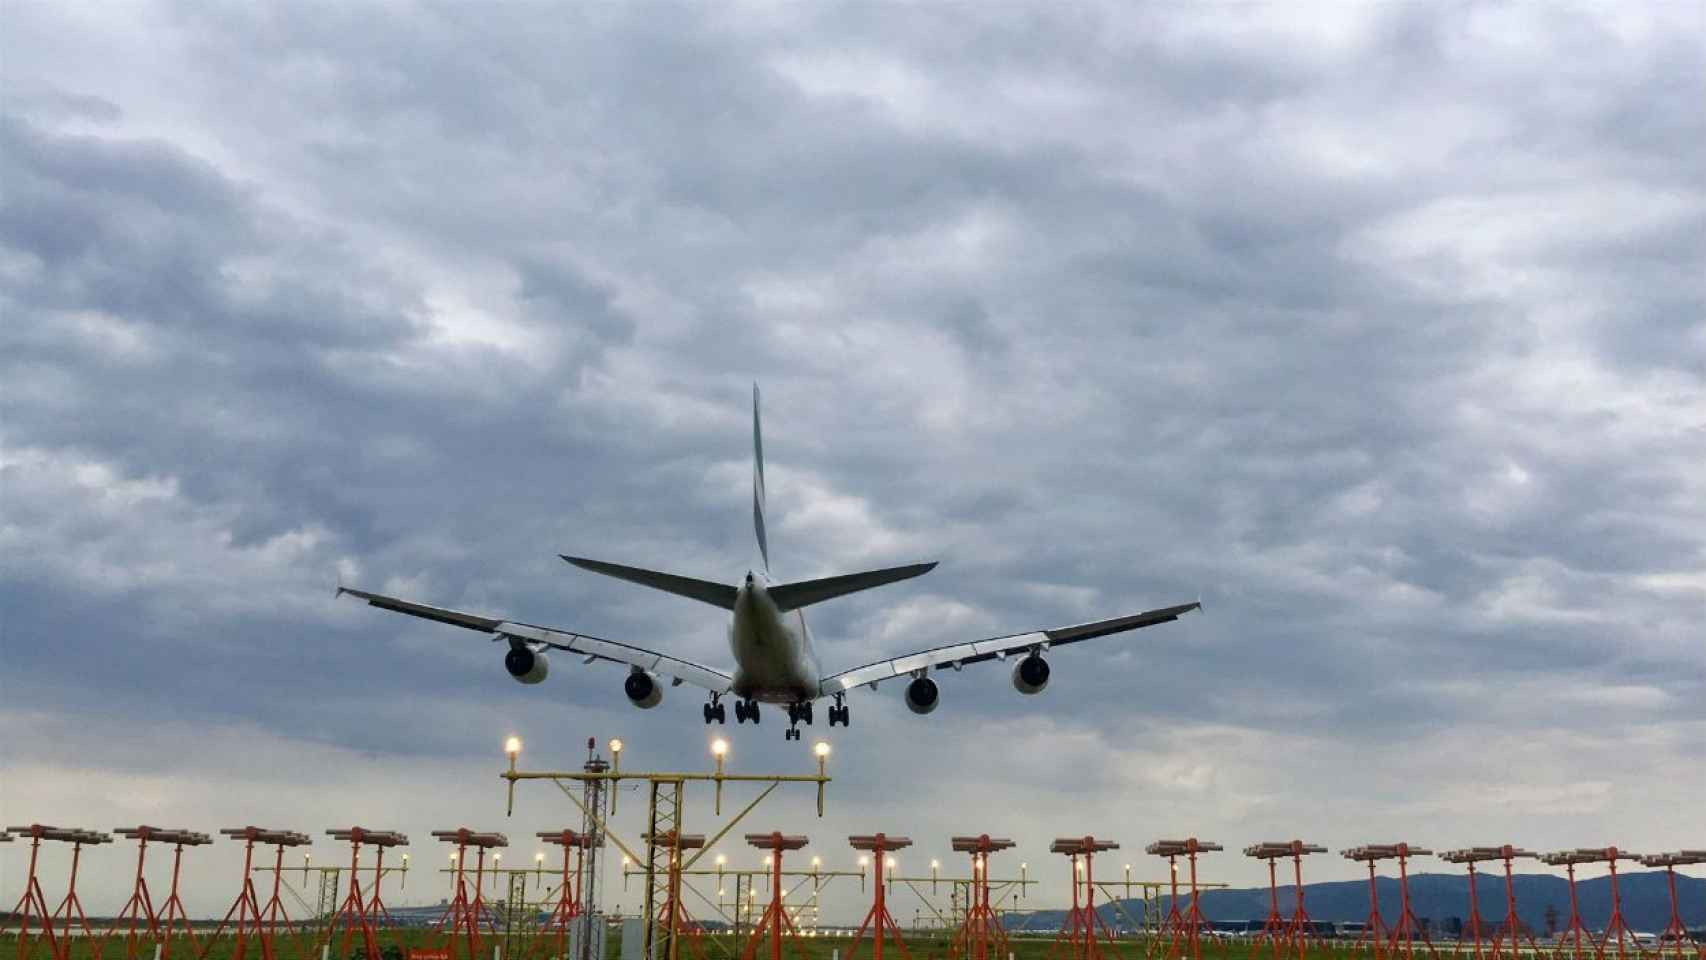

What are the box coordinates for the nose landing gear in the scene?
[785,700,814,740]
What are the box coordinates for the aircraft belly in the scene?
[730,600,816,702]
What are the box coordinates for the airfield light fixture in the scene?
[858,855,870,868]
[505,736,522,757]
[812,856,822,868]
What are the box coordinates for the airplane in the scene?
[338,386,1201,740]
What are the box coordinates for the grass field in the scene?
[0,929,1398,960]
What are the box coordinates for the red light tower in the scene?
[532,830,596,960]
[1540,851,1597,960]
[1569,848,1645,960]
[1439,849,1495,960]
[7,825,112,960]
[150,829,208,960]
[1244,842,1327,960]
[739,833,811,960]
[845,834,913,960]
[206,827,312,960]
[1147,840,1221,960]
[949,835,1016,960]
[1050,836,1122,960]
[323,828,408,960]
[108,827,171,960]
[431,829,509,960]
[643,831,708,960]
[1342,845,1435,960]
[1640,851,1706,960]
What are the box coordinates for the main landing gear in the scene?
[732,697,761,724]
[702,694,727,725]
[826,693,850,728]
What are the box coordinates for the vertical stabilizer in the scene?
[752,383,769,571]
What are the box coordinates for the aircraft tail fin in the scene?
[752,383,769,572]
[767,562,938,612]
[561,555,739,610]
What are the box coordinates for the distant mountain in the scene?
[1005,871,1706,936]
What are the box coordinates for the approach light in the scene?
[402,853,410,862]
[450,853,458,863]
[609,738,623,755]
[504,736,522,756]
[711,738,729,757]
[716,854,727,866]
[812,856,821,867]
[931,859,940,869]
[858,855,870,867]
[536,852,546,863]
[494,853,502,864]
[813,741,831,758]
[763,855,773,866]
[885,856,896,868]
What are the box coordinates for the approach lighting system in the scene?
[712,738,729,756]
[505,736,522,757]
[814,741,831,758]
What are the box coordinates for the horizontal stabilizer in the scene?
[561,556,739,610]
[767,562,938,612]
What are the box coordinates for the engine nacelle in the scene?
[905,676,940,715]
[504,646,549,684]
[624,670,663,709]
[1012,653,1050,695]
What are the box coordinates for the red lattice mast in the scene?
[1148,839,1220,960]
[739,833,812,960]
[1246,842,1327,960]
[845,834,913,960]
[204,828,312,960]
[531,830,595,960]
[1641,851,1706,960]
[949,835,1015,960]
[431,829,507,960]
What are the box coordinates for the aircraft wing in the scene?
[817,600,1201,696]
[337,587,734,693]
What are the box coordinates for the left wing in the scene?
[337,587,734,693]
[818,601,1201,696]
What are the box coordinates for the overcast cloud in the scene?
[3,0,1703,923]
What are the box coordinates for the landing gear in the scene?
[827,694,850,727]
[734,698,760,724]
[785,700,814,740]
[703,695,727,725]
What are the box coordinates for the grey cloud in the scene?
[2,0,1704,918]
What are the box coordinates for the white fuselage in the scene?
[729,571,821,703]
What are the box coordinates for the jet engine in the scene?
[504,646,549,684]
[904,676,940,715]
[1011,653,1049,695]
[624,670,663,709]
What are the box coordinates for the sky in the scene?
[3,0,1704,927]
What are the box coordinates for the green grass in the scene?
[2,931,1330,960]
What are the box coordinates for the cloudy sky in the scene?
[3,0,1703,924]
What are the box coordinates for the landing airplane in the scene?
[339,386,1200,739]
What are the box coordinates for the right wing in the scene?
[337,586,734,693]
[818,600,1201,695]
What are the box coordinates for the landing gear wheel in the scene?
[705,701,727,724]
[828,704,850,727]
[785,727,801,741]
[703,703,714,724]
